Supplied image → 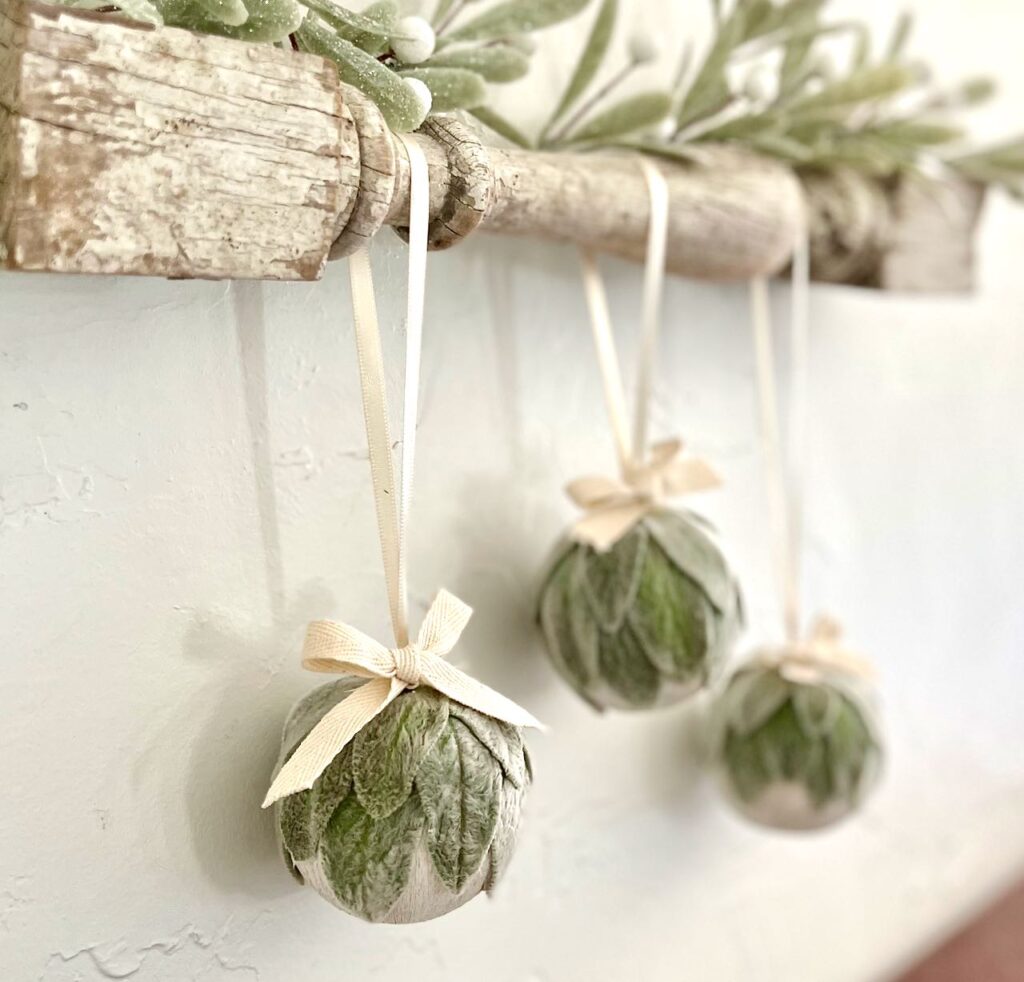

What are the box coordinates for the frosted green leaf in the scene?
[628,538,714,681]
[195,0,247,27]
[790,64,918,118]
[486,778,525,890]
[399,67,488,112]
[297,17,429,131]
[598,621,660,707]
[449,702,527,789]
[352,687,449,820]
[321,794,423,922]
[546,0,617,128]
[538,547,601,690]
[424,44,529,82]
[277,744,353,865]
[578,524,648,631]
[568,91,672,143]
[470,107,534,148]
[64,0,163,27]
[450,0,591,42]
[416,720,502,892]
[302,0,391,52]
[157,0,304,40]
[645,510,736,614]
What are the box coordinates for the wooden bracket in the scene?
[0,0,986,289]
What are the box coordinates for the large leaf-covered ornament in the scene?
[537,508,743,711]
[714,652,882,831]
[274,679,531,923]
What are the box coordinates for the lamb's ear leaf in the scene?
[352,688,450,820]
[416,720,502,892]
[644,511,736,614]
[450,0,591,43]
[321,794,423,921]
[485,778,525,892]
[578,524,648,632]
[598,621,661,708]
[545,0,618,131]
[424,44,530,83]
[730,668,792,735]
[628,540,715,682]
[792,683,841,737]
[566,91,672,144]
[276,744,354,865]
[449,702,527,789]
[539,546,601,690]
[297,18,428,131]
[399,67,488,112]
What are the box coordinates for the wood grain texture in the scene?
[0,3,986,289]
[0,0,358,280]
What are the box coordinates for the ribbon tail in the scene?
[571,502,649,552]
[262,676,401,808]
[417,589,473,657]
[421,657,544,731]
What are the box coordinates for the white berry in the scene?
[404,77,433,126]
[391,16,436,65]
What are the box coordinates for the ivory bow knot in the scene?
[263,589,542,808]
[566,438,721,551]
[766,617,875,686]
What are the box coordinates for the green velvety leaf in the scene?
[400,67,488,111]
[470,107,534,148]
[67,0,163,26]
[449,702,528,789]
[301,0,391,52]
[485,777,525,892]
[598,621,660,708]
[546,0,617,129]
[628,538,715,682]
[277,744,354,865]
[416,719,502,892]
[644,510,737,615]
[827,694,876,799]
[321,793,423,921]
[425,44,530,82]
[195,0,247,26]
[352,688,449,820]
[727,666,792,735]
[450,0,591,42]
[538,546,601,691]
[792,683,840,737]
[578,525,648,632]
[568,91,672,144]
[157,0,303,41]
[297,18,429,132]
[789,64,918,118]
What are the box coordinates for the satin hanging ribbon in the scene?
[264,137,540,809]
[748,237,873,681]
[571,159,720,552]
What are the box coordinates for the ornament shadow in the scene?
[169,582,333,900]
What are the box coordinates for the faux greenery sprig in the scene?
[510,0,1023,197]
[57,0,598,132]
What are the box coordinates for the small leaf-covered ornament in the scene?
[274,679,531,923]
[714,620,882,831]
[539,506,742,711]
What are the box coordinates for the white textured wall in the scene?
[3,2,1024,980]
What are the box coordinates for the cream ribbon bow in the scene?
[567,438,721,552]
[762,616,876,686]
[263,590,542,807]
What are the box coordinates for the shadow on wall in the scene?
[150,583,333,901]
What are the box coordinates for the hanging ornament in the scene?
[714,247,883,831]
[537,161,743,712]
[264,138,541,922]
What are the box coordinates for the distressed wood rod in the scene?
[0,1,984,289]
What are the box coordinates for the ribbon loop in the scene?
[761,616,875,686]
[393,644,423,687]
